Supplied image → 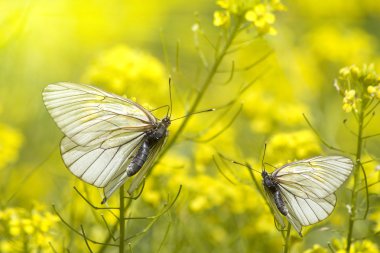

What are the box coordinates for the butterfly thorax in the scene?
[146,117,171,144]
[262,171,278,192]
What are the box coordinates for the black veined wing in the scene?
[262,156,353,236]
[43,82,170,203]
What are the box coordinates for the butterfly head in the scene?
[262,170,277,190]
[162,116,171,127]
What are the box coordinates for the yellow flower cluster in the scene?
[81,44,167,107]
[331,238,379,253]
[213,0,286,36]
[303,244,328,253]
[342,89,357,113]
[335,64,380,113]
[0,123,23,170]
[265,129,322,165]
[243,89,308,134]
[143,130,260,214]
[303,238,380,253]
[367,84,380,99]
[0,205,59,252]
[245,4,277,35]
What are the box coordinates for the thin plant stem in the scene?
[119,185,126,253]
[283,222,291,253]
[346,103,364,252]
[161,16,244,156]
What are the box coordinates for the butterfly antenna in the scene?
[261,143,267,172]
[171,108,215,121]
[167,77,173,118]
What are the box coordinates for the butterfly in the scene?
[261,156,353,236]
[43,82,172,204]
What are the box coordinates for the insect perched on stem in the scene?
[261,155,353,236]
[42,82,213,204]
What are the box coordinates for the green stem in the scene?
[283,222,291,253]
[161,17,243,155]
[119,185,126,253]
[346,106,364,252]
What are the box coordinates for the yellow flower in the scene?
[350,65,361,78]
[332,238,379,253]
[303,244,328,253]
[0,205,60,251]
[9,219,21,236]
[82,44,167,107]
[190,196,209,212]
[216,0,229,9]
[367,85,380,99]
[270,0,287,11]
[21,219,34,235]
[342,103,353,113]
[345,89,356,100]
[342,89,357,113]
[339,67,351,78]
[0,123,23,170]
[266,129,322,165]
[367,85,376,95]
[213,10,230,27]
[216,0,241,14]
[0,241,12,252]
[245,4,277,35]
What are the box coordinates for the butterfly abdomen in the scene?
[262,171,288,216]
[126,119,170,177]
[273,190,288,216]
[127,142,150,176]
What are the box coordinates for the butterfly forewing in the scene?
[43,83,156,147]
[273,156,353,199]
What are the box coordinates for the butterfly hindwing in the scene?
[60,133,145,188]
[127,136,167,195]
[262,185,286,230]
[280,188,336,236]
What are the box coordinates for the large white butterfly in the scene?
[261,156,353,236]
[43,82,171,204]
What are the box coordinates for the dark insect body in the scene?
[262,171,288,216]
[127,117,171,176]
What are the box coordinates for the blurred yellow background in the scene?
[1,0,380,252]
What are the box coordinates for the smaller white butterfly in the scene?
[262,156,353,236]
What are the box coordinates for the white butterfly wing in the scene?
[262,186,286,230]
[102,134,167,201]
[43,82,161,200]
[43,82,156,147]
[281,190,336,236]
[61,134,145,188]
[273,156,353,199]
[127,136,167,195]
